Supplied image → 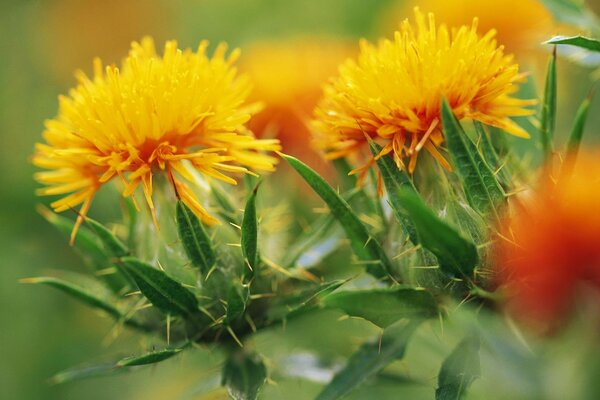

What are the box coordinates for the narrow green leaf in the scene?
[50,364,120,384]
[316,320,421,400]
[324,288,438,328]
[368,139,418,243]
[546,35,600,52]
[222,351,267,400]
[117,348,183,367]
[436,336,481,400]
[441,98,505,219]
[176,201,216,274]
[540,49,557,158]
[38,206,129,293]
[565,94,593,165]
[119,257,198,316]
[21,277,122,318]
[226,285,249,324]
[398,190,479,278]
[283,154,393,278]
[20,277,148,331]
[51,348,185,384]
[85,217,129,257]
[241,185,259,280]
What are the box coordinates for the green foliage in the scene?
[21,277,123,321]
[397,190,479,278]
[85,217,129,258]
[540,49,557,158]
[323,288,438,328]
[316,320,422,400]
[222,351,267,400]
[241,184,260,281]
[118,257,199,317]
[441,98,505,220]
[38,206,129,293]
[369,139,418,243]
[267,279,347,322]
[565,94,593,168]
[226,284,249,325]
[436,336,481,400]
[547,35,600,52]
[116,348,184,367]
[176,201,216,275]
[282,154,392,278]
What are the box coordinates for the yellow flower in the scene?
[381,0,555,58]
[312,8,535,175]
[33,37,280,243]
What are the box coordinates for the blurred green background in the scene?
[1,1,599,399]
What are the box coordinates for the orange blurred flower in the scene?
[241,38,353,172]
[495,152,600,330]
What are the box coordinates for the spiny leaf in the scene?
[539,49,557,158]
[51,347,185,384]
[241,184,259,281]
[316,320,421,400]
[283,154,393,278]
[397,190,479,278]
[368,139,418,243]
[116,347,184,367]
[20,277,147,331]
[50,364,121,384]
[436,335,481,400]
[323,288,438,328]
[222,351,267,400]
[441,98,505,220]
[119,257,198,317]
[85,217,129,257]
[38,206,128,293]
[21,277,122,318]
[176,201,216,275]
[546,35,600,52]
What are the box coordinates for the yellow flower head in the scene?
[313,8,535,175]
[33,37,280,242]
[384,0,554,57]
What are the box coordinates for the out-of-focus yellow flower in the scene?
[496,152,600,331]
[33,37,279,242]
[381,0,555,58]
[241,38,352,172]
[313,8,535,175]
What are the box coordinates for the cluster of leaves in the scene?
[27,33,600,400]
